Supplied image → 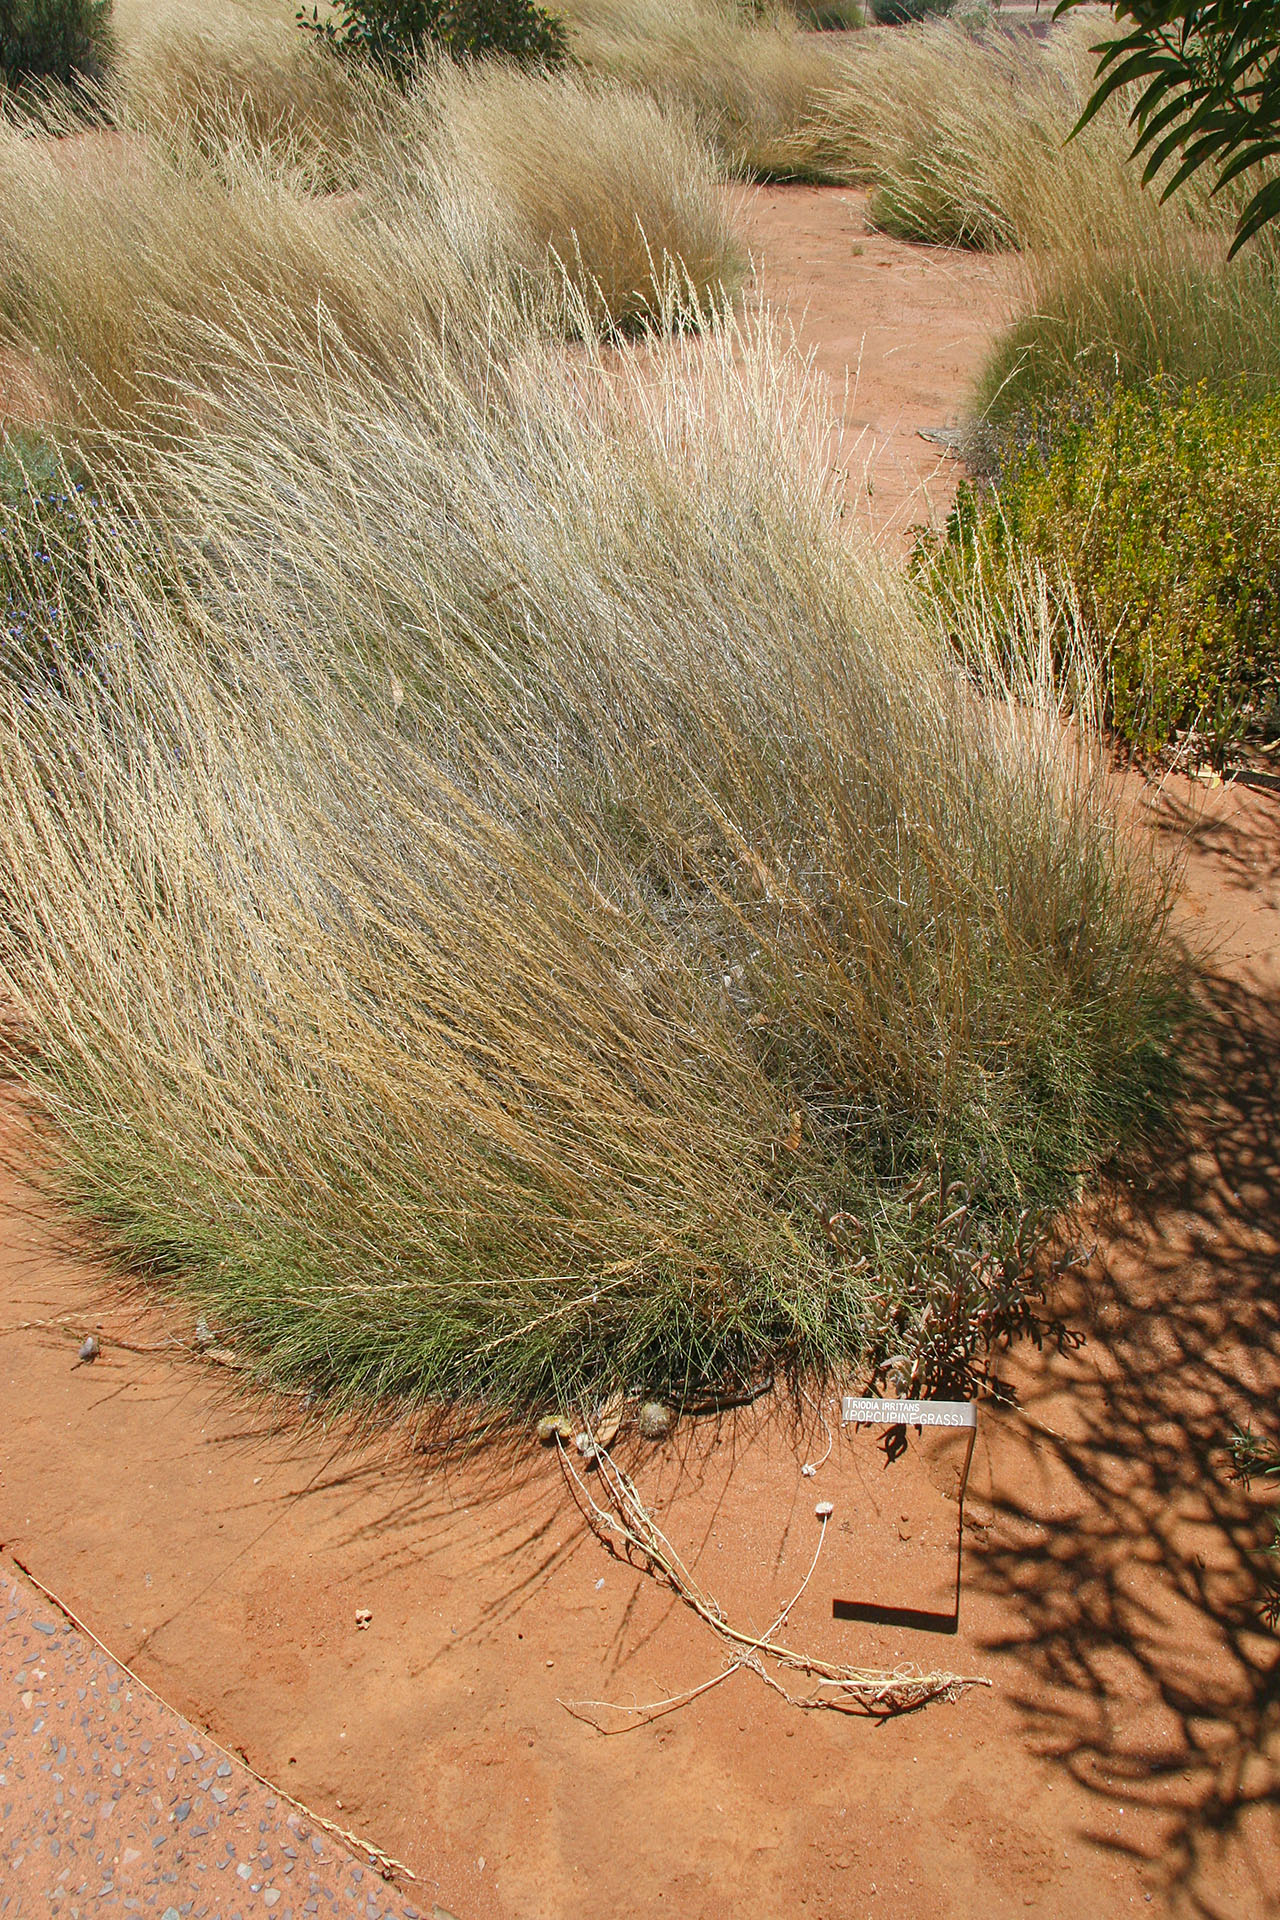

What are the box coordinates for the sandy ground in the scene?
[743,185,1020,545]
[1,187,1279,1920]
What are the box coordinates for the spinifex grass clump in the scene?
[559,0,848,177]
[0,63,743,435]
[408,60,747,332]
[110,0,847,182]
[0,314,1185,1420]
[918,383,1280,756]
[111,0,380,174]
[793,18,1136,241]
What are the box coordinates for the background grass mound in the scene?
[109,0,853,183]
[111,0,379,168]
[414,61,746,333]
[918,384,1280,757]
[0,306,1185,1421]
[0,53,744,436]
[794,18,1134,239]
[558,0,850,177]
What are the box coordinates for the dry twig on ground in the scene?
[557,1439,988,1724]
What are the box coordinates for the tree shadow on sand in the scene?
[973,967,1280,1917]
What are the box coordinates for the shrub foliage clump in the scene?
[0,0,113,88]
[870,0,953,23]
[919,384,1280,755]
[299,0,568,76]
[0,432,97,685]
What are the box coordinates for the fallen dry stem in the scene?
[558,1440,987,1721]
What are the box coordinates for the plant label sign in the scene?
[834,1396,979,1630]
[841,1396,976,1429]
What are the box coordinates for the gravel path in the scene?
[0,1566,436,1920]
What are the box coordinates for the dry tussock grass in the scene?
[795,18,1144,246]
[0,0,1186,1419]
[790,19,1279,442]
[0,53,743,433]
[110,0,847,185]
[561,0,850,176]
[399,62,747,330]
[111,0,371,172]
[0,113,491,432]
[0,299,1184,1415]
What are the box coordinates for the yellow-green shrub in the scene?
[919,384,1280,755]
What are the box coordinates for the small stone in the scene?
[637,1401,674,1441]
[355,1609,372,1630]
[78,1334,99,1364]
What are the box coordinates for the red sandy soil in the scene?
[2,187,1279,1920]
[743,185,1020,545]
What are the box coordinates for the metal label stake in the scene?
[832,1396,978,1635]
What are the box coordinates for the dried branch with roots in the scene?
[557,1439,989,1727]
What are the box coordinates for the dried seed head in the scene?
[638,1400,674,1440]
